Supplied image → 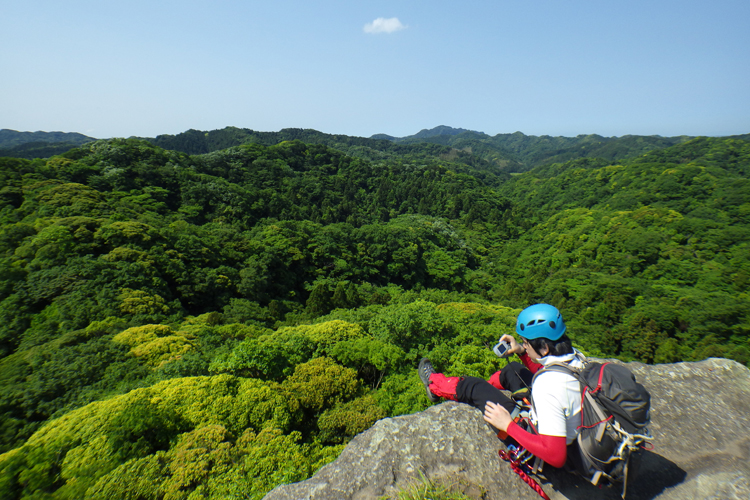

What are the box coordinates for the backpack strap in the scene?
[529,362,580,420]
[594,362,609,392]
[539,363,612,437]
[530,361,580,389]
[530,361,612,439]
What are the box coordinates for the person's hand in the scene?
[500,334,525,356]
[483,401,513,431]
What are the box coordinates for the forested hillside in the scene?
[0,130,95,149]
[139,126,703,173]
[1,125,734,175]
[0,130,96,161]
[137,127,503,170]
[0,136,748,499]
[386,126,695,172]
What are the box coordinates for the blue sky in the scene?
[2,0,748,139]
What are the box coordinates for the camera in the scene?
[493,340,511,358]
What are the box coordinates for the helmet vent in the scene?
[515,304,566,340]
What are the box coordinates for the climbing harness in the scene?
[497,403,550,500]
[498,445,550,500]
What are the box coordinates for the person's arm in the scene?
[499,334,543,374]
[483,399,567,468]
[519,351,543,374]
[505,421,567,467]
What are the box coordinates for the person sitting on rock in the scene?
[418,303,584,469]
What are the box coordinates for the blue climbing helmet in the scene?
[515,303,566,340]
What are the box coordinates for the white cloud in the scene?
[363,17,406,34]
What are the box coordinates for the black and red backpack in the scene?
[533,361,652,498]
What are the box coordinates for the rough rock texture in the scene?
[265,358,750,500]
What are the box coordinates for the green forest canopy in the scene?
[0,135,749,499]
[138,126,698,173]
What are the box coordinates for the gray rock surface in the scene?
[265,358,750,500]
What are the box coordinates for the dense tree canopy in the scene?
[135,126,697,173]
[0,135,748,498]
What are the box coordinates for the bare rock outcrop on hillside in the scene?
[265,358,750,500]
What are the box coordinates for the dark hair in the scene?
[527,334,573,357]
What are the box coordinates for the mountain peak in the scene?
[411,125,474,139]
[370,126,481,142]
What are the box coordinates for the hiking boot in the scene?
[418,357,440,403]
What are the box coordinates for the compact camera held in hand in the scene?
[493,340,511,358]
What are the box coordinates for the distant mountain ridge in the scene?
[408,125,477,139]
[0,129,95,148]
[0,129,96,160]
[371,126,703,172]
[371,125,479,142]
[132,127,503,173]
[3,126,748,172]
[138,126,703,172]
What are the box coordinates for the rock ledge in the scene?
[265,358,750,500]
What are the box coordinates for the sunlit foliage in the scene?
[0,135,749,498]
